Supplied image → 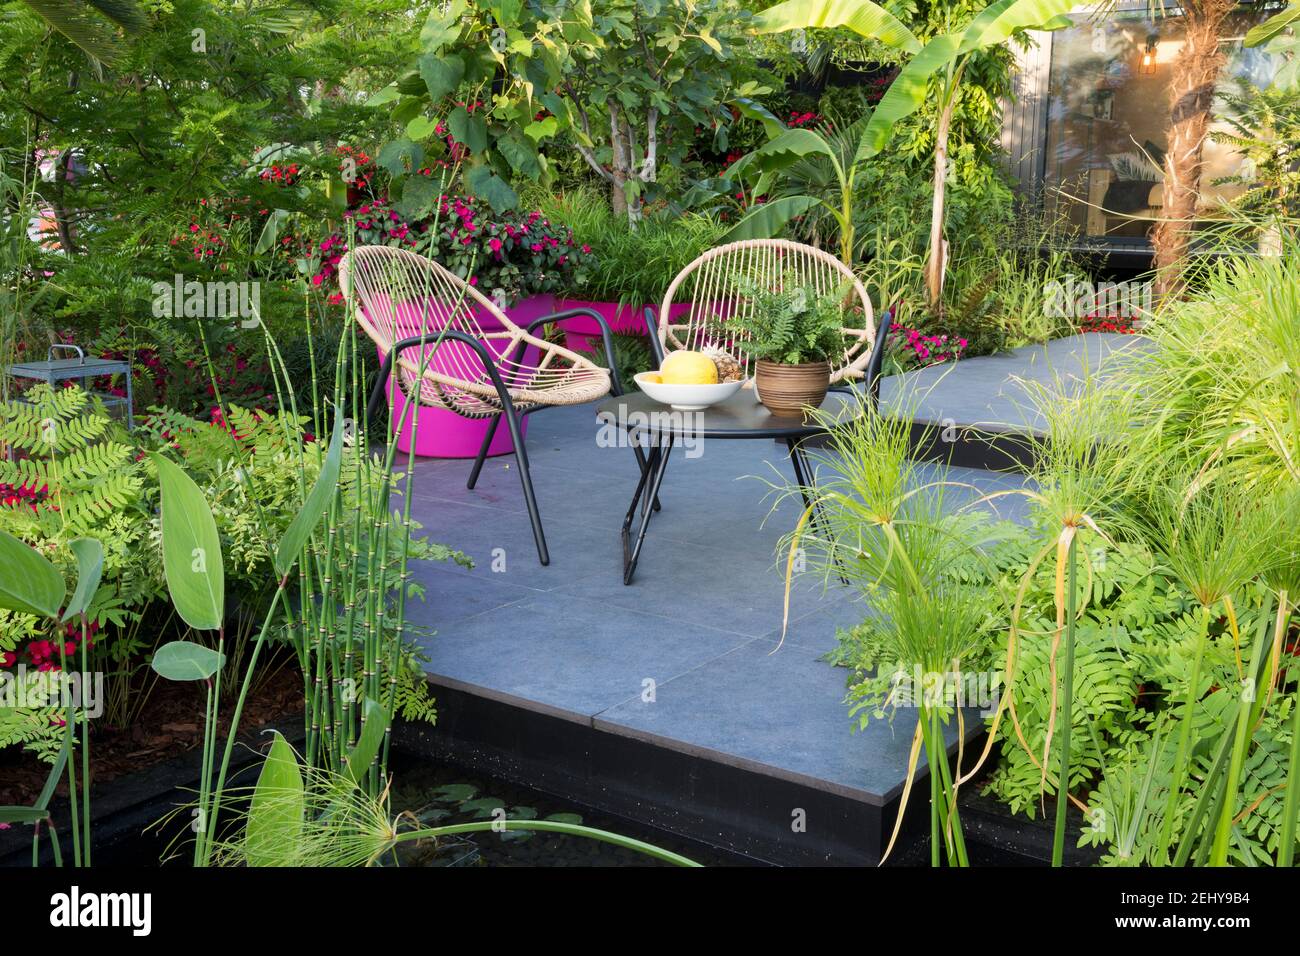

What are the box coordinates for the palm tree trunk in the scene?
[1153,0,1233,299]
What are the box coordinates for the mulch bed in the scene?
[0,661,304,807]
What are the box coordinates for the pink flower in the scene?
[488,238,502,252]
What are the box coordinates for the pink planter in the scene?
[552,299,697,351]
[383,294,556,459]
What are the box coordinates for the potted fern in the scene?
[724,278,848,418]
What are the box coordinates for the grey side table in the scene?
[5,344,134,429]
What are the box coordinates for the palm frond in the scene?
[19,0,146,64]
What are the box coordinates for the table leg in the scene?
[785,437,848,585]
[628,428,661,512]
[622,434,673,585]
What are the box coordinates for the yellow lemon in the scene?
[642,373,663,384]
[660,350,718,385]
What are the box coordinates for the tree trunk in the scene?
[608,104,633,225]
[1153,0,1233,299]
[52,148,80,255]
[925,97,956,312]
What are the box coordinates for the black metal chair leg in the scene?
[498,402,548,566]
[375,330,552,568]
[467,414,501,490]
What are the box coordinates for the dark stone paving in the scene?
[403,335,1124,803]
[879,332,1149,436]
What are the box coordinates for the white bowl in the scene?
[634,372,744,410]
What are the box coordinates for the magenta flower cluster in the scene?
[893,325,968,367]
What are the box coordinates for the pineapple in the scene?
[703,346,743,383]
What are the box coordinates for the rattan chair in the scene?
[339,245,626,566]
[651,238,882,397]
[628,238,893,553]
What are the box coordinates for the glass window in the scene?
[1041,6,1283,243]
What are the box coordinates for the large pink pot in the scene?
[384,294,556,459]
[552,299,697,351]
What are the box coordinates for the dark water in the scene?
[386,759,756,867]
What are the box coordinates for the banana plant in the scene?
[725,0,1073,301]
[721,103,869,266]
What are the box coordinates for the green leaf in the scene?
[420,0,466,51]
[447,107,488,154]
[497,129,542,178]
[755,127,837,164]
[1246,4,1300,48]
[418,52,464,102]
[151,640,226,682]
[433,783,477,803]
[731,97,786,140]
[524,116,558,142]
[365,84,400,108]
[36,737,69,811]
[0,529,64,619]
[406,115,441,141]
[719,195,822,242]
[274,411,345,578]
[729,127,838,183]
[395,174,440,220]
[377,138,423,176]
[151,453,224,631]
[245,732,304,867]
[544,812,584,825]
[957,0,1077,55]
[61,538,103,623]
[254,209,290,256]
[343,698,390,788]
[752,0,921,55]
[465,164,519,213]
[461,797,506,818]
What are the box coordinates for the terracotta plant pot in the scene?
[754,359,831,418]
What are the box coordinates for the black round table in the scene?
[595,387,862,583]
